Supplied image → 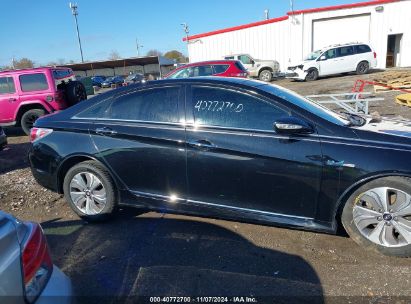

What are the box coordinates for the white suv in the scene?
[286,43,377,81]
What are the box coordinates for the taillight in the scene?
[228,72,248,78]
[22,223,53,303]
[374,52,377,58]
[30,128,53,142]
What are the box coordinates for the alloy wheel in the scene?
[353,187,411,247]
[69,172,107,215]
[260,70,272,82]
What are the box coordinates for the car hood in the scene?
[254,59,279,64]
[288,60,313,68]
[355,117,411,138]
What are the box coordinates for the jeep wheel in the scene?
[21,109,45,135]
[259,70,273,82]
[305,69,319,81]
[65,81,87,106]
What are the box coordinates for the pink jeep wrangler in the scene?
[0,67,87,134]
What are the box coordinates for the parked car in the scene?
[0,126,7,150]
[124,73,145,85]
[286,43,377,81]
[91,75,106,87]
[0,211,72,303]
[29,77,411,257]
[223,54,281,82]
[101,76,124,88]
[164,60,248,79]
[0,67,87,135]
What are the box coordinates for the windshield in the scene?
[305,50,322,61]
[258,84,350,126]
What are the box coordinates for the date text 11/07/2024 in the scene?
[149,297,258,303]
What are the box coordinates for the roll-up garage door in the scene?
[312,14,371,51]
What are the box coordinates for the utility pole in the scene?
[264,9,269,20]
[181,23,189,44]
[69,2,84,62]
[135,38,143,57]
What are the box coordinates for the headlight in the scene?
[297,65,304,70]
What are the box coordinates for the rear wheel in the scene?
[341,176,411,257]
[63,160,116,222]
[356,61,370,75]
[65,81,87,106]
[305,68,318,81]
[259,70,273,82]
[21,109,45,135]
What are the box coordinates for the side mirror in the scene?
[274,117,314,135]
[319,55,327,61]
[250,60,255,66]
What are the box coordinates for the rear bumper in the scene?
[28,147,59,192]
[36,266,72,304]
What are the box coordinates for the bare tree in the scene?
[108,50,121,60]
[13,58,35,69]
[146,49,163,57]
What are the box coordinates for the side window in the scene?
[20,73,49,92]
[0,77,16,94]
[192,65,213,77]
[355,44,371,54]
[170,68,190,79]
[192,87,288,131]
[323,49,336,59]
[338,46,354,57]
[108,87,180,123]
[213,65,230,74]
[238,55,252,65]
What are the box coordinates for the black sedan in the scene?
[101,76,124,88]
[29,77,411,257]
[0,127,7,150]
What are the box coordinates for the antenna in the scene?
[264,9,269,20]
[181,23,189,43]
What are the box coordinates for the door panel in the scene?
[85,85,187,202]
[0,76,19,123]
[186,85,323,218]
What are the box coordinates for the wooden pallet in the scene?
[396,93,411,107]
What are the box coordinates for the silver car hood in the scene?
[355,117,411,138]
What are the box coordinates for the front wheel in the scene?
[341,176,411,257]
[259,70,273,82]
[305,69,318,81]
[21,109,45,135]
[63,160,116,222]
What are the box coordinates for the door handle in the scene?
[95,127,117,136]
[326,159,344,167]
[8,98,16,102]
[187,139,216,150]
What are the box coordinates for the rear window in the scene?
[0,77,16,94]
[213,65,229,74]
[355,44,372,54]
[19,73,49,92]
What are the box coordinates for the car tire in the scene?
[21,109,45,135]
[341,176,411,257]
[305,68,319,81]
[259,69,273,82]
[65,81,87,106]
[356,61,370,75]
[63,160,116,222]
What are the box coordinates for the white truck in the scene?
[224,54,281,82]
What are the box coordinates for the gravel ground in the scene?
[1,70,411,303]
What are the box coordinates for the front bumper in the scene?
[36,266,72,304]
[285,69,307,80]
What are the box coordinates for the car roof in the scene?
[320,42,370,51]
[0,66,71,75]
[175,60,239,67]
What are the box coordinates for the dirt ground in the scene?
[1,70,411,303]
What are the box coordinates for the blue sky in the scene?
[0,0,360,66]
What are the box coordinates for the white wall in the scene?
[187,0,411,71]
